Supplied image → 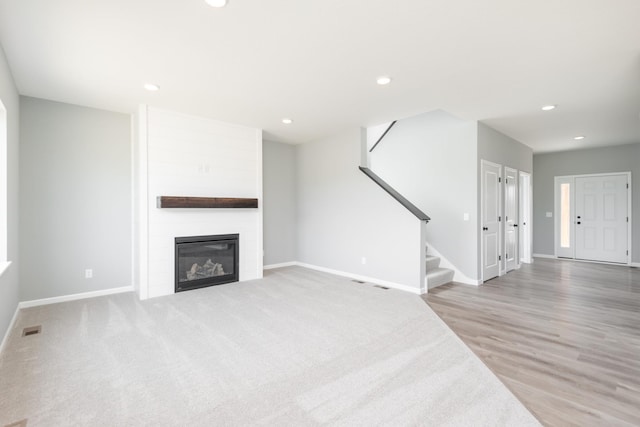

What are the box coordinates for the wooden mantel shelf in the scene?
[157,196,258,209]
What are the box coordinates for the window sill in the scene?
[0,261,11,279]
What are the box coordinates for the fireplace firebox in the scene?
[175,234,239,292]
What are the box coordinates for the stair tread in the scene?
[426,267,454,290]
[426,267,454,277]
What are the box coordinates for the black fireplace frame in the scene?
[175,234,239,293]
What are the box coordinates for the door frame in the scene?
[481,159,503,282]
[554,171,632,265]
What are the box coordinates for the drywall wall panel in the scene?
[478,122,533,173]
[370,111,479,280]
[263,140,296,266]
[19,97,132,300]
[296,128,424,291]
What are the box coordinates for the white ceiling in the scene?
[1,0,639,152]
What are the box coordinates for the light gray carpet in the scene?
[0,267,540,426]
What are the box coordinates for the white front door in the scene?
[481,161,501,281]
[575,174,629,263]
[504,167,518,272]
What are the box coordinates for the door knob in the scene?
[577,221,581,225]
[483,227,488,231]
[514,224,518,227]
[577,216,581,219]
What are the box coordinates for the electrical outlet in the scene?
[546,212,553,218]
[463,213,470,221]
[361,257,367,265]
[85,269,93,279]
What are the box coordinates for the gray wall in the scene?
[19,97,132,301]
[0,44,20,341]
[533,143,640,262]
[263,140,297,265]
[478,122,533,173]
[296,128,424,290]
[370,111,479,280]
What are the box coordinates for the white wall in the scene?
[370,111,479,280]
[136,107,263,299]
[19,97,132,301]
[263,140,296,266]
[0,43,19,342]
[296,128,425,292]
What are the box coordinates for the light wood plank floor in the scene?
[423,258,640,427]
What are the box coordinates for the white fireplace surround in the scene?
[133,106,263,299]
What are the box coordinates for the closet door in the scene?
[504,167,518,272]
[481,161,501,281]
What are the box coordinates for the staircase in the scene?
[426,253,454,290]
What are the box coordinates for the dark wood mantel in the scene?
[157,196,258,209]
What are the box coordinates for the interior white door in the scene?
[481,161,501,281]
[519,172,532,263]
[504,167,518,272]
[575,174,628,263]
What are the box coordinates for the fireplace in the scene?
[175,234,239,292]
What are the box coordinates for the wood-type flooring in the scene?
[423,258,640,426]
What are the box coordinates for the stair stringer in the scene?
[426,242,481,286]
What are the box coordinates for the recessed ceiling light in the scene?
[282,118,293,125]
[144,83,160,91]
[574,135,586,140]
[376,76,392,85]
[205,0,227,7]
[541,105,556,111]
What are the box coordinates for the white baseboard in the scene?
[0,304,20,357]
[19,286,134,309]
[296,262,423,295]
[631,262,640,268]
[456,277,481,286]
[533,253,555,259]
[263,262,297,270]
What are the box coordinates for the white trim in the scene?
[19,286,134,309]
[0,260,11,278]
[0,304,19,356]
[263,262,297,270]
[533,253,556,259]
[631,262,640,268]
[296,262,423,295]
